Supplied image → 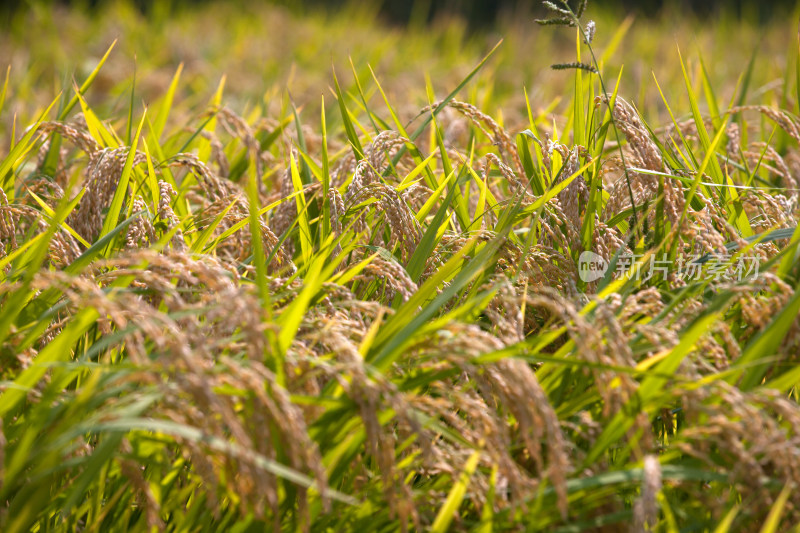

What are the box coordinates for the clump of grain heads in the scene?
[69,147,147,240]
[157,180,188,252]
[0,186,19,253]
[632,455,662,532]
[601,95,685,227]
[346,182,422,261]
[424,100,523,176]
[678,383,800,526]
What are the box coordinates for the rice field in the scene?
[3,0,800,530]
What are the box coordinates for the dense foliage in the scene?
[2,1,800,531]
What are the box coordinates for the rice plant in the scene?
[2,0,800,530]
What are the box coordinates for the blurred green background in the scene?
[4,0,798,26]
[1,0,796,148]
